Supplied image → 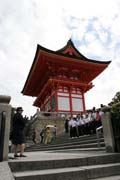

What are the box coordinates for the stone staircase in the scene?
[25,133,105,152]
[8,152,120,180]
[8,133,120,180]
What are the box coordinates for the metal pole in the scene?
[96,126,103,148]
[0,111,6,161]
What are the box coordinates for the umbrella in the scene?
[46,125,55,128]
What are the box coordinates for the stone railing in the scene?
[0,95,11,161]
[101,111,115,152]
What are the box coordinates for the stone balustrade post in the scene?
[102,112,115,152]
[0,95,11,161]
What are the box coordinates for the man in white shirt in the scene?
[68,117,77,138]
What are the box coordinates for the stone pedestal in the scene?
[102,112,115,152]
[0,95,11,161]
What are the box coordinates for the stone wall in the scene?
[31,114,66,143]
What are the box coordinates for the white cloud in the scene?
[0,0,120,116]
[79,38,104,59]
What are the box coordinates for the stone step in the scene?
[51,134,103,144]
[9,153,120,173]
[13,163,120,180]
[52,147,106,153]
[14,167,87,180]
[25,134,104,149]
[28,137,104,149]
[90,175,120,180]
[38,134,103,145]
[25,142,105,152]
[25,139,104,152]
[25,134,104,153]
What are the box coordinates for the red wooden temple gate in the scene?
[22,40,111,116]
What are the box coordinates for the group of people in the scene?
[65,107,104,138]
[39,125,57,144]
[32,125,57,145]
[10,105,104,158]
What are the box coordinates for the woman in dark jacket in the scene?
[11,107,26,158]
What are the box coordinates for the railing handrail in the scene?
[0,111,6,162]
[96,126,103,148]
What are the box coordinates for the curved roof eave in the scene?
[21,44,40,93]
[36,43,111,65]
[22,42,111,94]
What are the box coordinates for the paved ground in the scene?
[8,150,109,162]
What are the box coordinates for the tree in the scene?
[111,92,120,105]
[110,91,120,152]
[110,91,120,116]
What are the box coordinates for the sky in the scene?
[0,0,120,117]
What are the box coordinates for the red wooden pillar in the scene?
[82,92,86,112]
[55,87,58,112]
[69,86,73,117]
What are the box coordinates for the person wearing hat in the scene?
[11,107,27,158]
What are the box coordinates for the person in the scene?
[32,128,36,143]
[44,127,52,144]
[40,126,46,143]
[11,107,27,158]
[68,117,77,138]
[52,125,57,139]
[76,114,83,136]
[65,119,69,133]
[95,110,102,128]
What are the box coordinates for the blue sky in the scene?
[0,0,120,116]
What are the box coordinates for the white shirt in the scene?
[69,119,77,127]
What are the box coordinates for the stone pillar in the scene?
[34,126,41,143]
[102,112,115,152]
[0,95,11,161]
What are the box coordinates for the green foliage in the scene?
[111,92,120,105]
[109,91,120,119]
[111,102,120,119]
[99,91,120,152]
[110,93,120,152]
